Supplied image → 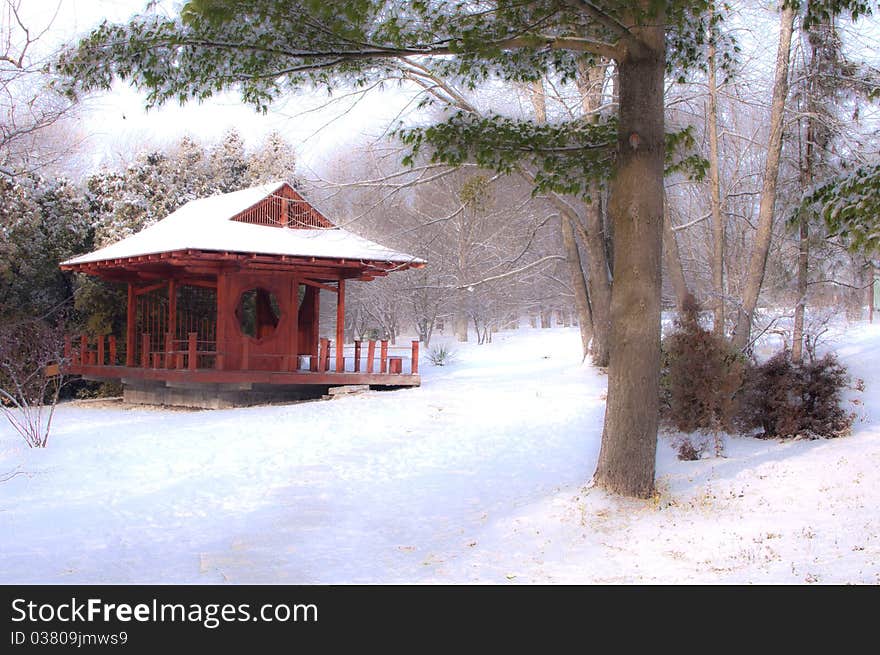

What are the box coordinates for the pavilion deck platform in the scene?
[63,334,420,408]
[67,364,420,388]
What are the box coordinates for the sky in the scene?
[17,0,880,178]
[21,0,420,176]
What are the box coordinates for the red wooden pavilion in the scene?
[60,181,425,407]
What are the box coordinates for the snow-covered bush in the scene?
[428,344,456,366]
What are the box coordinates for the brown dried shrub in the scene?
[660,297,746,435]
[739,350,853,439]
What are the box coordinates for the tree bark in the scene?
[593,15,666,499]
[731,6,796,351]
[707,11,726,336]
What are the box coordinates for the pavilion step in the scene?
[324,384,371,399]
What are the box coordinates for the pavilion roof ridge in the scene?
[61,181,426,268]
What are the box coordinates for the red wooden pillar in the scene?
[126,283,135,366]
[288,277,300,371]
[380,340,388,374]
[302,285,320,372]
[109,336,117,366]
[366,340,376,373]
[141,333,150,368]
[96,335,105,366]
[354,341,361,372]
[188,332,198,371]
[165,332,174,369]
[335,279,345,373]
[167,278,176,342]
[215,272,227,370]
[167,279,177,369]
[411,340,420,375]
[319,338,330,372]
[311,287,320,371]
[80,335,88,364]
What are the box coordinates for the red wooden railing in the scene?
[65,335,421,376]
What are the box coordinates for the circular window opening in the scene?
[237,288,281,339]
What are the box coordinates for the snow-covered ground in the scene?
[1,323,878,584]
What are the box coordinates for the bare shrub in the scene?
[673,436,709,461]
[660,297,746,439]
[0,319,67,448]
[740,350,853,439]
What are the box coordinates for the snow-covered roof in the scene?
[62,182,424,267]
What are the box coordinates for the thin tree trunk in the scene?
[707,11,726,335]
[792,217,809,361]
[561,214,594,359]
[663,192,690,312]
[869,263,875,323]
[581,190,612,366]
[593,13,665,499]
[527,79,595,360]
[793,4,824,363]
[576,61,613,366]
[791,125,809,357]
[731,6,796,351]
[454,313,469,342]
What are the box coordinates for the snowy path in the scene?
[0,329,607,583]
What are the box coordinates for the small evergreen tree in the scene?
[209,129,249,192]
[246,130,298,185]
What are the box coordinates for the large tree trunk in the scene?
[707,13,726,336]
[731,6,795,351]
[593,16,666,499]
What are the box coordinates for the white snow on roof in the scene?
[62,182,424,266]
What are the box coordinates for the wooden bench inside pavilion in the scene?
[60,181,425,408]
